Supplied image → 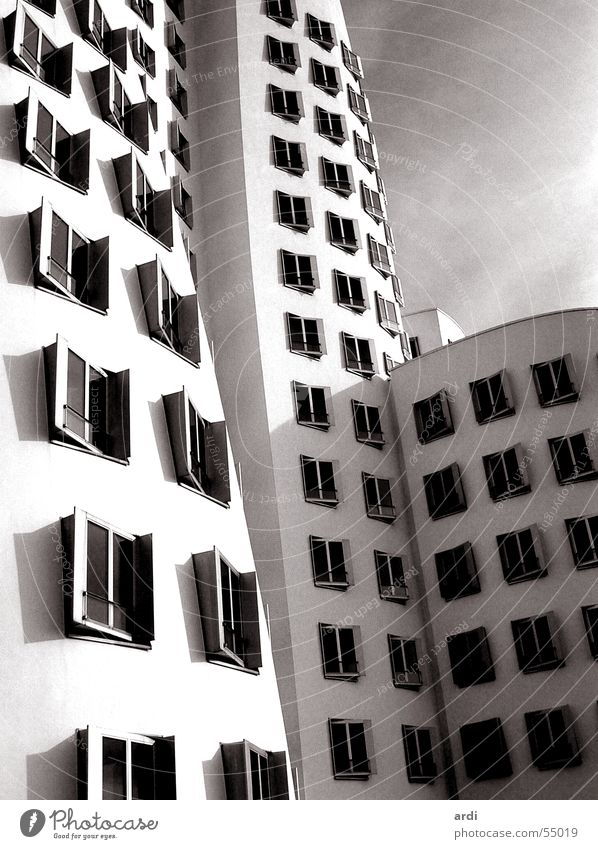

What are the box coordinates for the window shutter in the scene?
[239,571,262,670]
[149,187,174,248]
[268,751,289,799]
[76,727,89,800]
[132,533,154,646]
[15,92,36,166]
[48,41,73,96]
[43,335,63,440]
[153,736,176,800]
[113,150,135,219]
[68,129,90,192]
[108,27,128,72]
[439,389,452,430]
[500,370,514,410]
[28,200,50,287]
[90,63,112,123]
[163,389,193,484]
[169,119,178,156]
[106,368,130,460]
[204,420,230,504]
[176,294,200,365]
[129,102,149,152]
[2,10,19,70]
[73,0,92,37]
[450,463,466,508]
[137,258,161,339]
[220,742,248,800]
[86,236,109,312]
[192,550,222,655]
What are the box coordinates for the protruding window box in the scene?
[166,0,185,22]
[266,0,296,28]
[301,456,338,506]
[293,382,331,429]
[435,542,480,601]
[460,718,512,782]
[511,613,563,673]
[327,213,360,253]
[172,174,193,228]
[267,35,300,73]
[170,120,191,170]
[168,67,188,117]
[376,293,401,336]
[354,130,378,170]
[166,20,186,68]
[361,182,385,223]
[525,707,582,770]
[566,514,598,569]
[131,0,154,27]
[4,3,73,95]
[348,85,371,123]
[273,137,307,175]
[131,27,155,76]
[113,150,173,248]
[342,333,376,377]
[532,354,578,406]
[307,13,335,50]
[447,627,495,688]
[389,636,422,689]
[26,0,57,14]
[220,741,289,799]
[316,107,346,145]
[276,191,312,232]
[548,431,598,484]
[470,370,515,423]
[91,62,149,152]
[424,463,467,519]
[73,0,127,70]
[413,388,454,444]
[368,235,393,276]
[269,85,303,122]
[280,251,318,292]
[311,58,340,95]
[483,444,530,501]
[342,42,363,79]
[497,524,546,584]
[287,313,325,358]
[352,401,384,447]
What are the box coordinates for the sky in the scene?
[342,0,598,334]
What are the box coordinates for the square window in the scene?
[470,370,515,423]
[435,542,480,601]
[276,191,312,231]
[497,525,546,583]
[287,314,325,357]
[413,389,454,443]
[375,551,408,602]
[483,444,530,501]
[566,515,598,569]
[402,726,437,783]
[423,463,467,519]
[269,84,303,122]
[273,137,306,174]
[316,106,345,144]
[322,158,353,195]
[363,473,396,522]
[311,58,340,95]
[266,0,296,27]
[334,271,367,312]
[267,35,299,73]
[280,251,317,292]
[301,456,338,505]
[525,707,581,770]
[293,382,330,429]
[320,624,361,680]
[343,334,375,376]
[220,741,289,799]
[307,13,335,49]
[329,719,373,780]
[447,627,495,687]
[460,718,512,781]
[310,536,350,589]
[549,432,597,484]
[388,636,422,688]
[511,614,563,673]
[328,213,360,252]
[532,355,578,406]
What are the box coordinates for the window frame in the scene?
[316,106,346,145]
[525,707,581,770]
[511,613,563,673]
[402,726,437,783]
[286,313,325,358]
[4,4,73,96]
[327,212,360,253]
[334,270,367,312]
[363,473,396,522]
[280,250,318,292]
[447,627,495,688]
[341,41,363,79]
[354,130,378,170]
[319,623,362,681]
[376,292,401,336]
[375,551,408,602]
[352,400,384,447]
[566,515,598,569]
[423,463,467,519]
[276,190,312,232]
[328,719,373,780]
[388,635,422,689]
[347,84,371,123]
[460,718,513,782]
[532,354,578,407]
[483,444,530,501]
[269,84,303,122]
[266,34,300,74]
[497,524,546,584]
[548,431,598,484]
[292,381,332,430]
[342,332,376,377]
[581,605,598,658]
[413,388,454,444]
[435,542,480,601]
[310,535,350,590]
[368,234,393,276]
[273,136,307,175]
[361,182,385,223]
[311,58,340,95]
[306,13,335,50]
[301,455,339,506]
[470,370,515,424]
[321,157,353,196]
[265,0,296,28]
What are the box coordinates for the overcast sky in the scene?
[343,0,598,334]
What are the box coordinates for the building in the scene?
[0,0,291,800]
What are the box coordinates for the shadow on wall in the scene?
[175,559,205,663]
[0,104,22,164]
[0,214,32,286]
[122,265,149,337]
[26,735,78,800]
[14,526,65,644]
[3,351,47,442]
[202,748,227,800]
[146,399,176,484]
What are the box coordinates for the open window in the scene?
[342,333,376,377]
[269,84,303,122]
[375,551,408,602]
[497,525,546,584]
[423,463,467,519]
[267,35,299,73]
[279,250,318,291]
[363,473,396,522]
[4,3,72,95]
[329,719,374,780]
[172,174,193,228]
[167,66,188,117]
[220,741,289,799]
[113,150,173,247]
[334,271,367,312]
[310,536,350,589]
[61,508,153,648]
[77,727,175,800]
[316,106,346,145]
[91,62,149,151]
[265,0,296,28]
[435,542,480,601]
[292,381,332,429]
[460,718,512,782]
[137,257,200,365]
[447,627,495,688]
[131,0,154,27]
[73,0,127,71]
[402,726,437,783]
[131,27,155,76]
[307,13,335,50]
[525,707,581,770]
[16,90,90,192]
[342,42,363,79]
[319,623,362,681]
[413,388,454,444]
[43,335,130,461]
[301,456,338,506]
[193,548,262,671]
[29,198,108,312]
[166,20,186,68]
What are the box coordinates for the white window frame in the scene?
[341,41,363,78]
[273,136,305,174]
[375,551,408,601]
[329,719,372,779]
[322,158,352,195]
[267,35,299,73]
[293,382,330,429]
[354,130,378,170]
[352,401,384,446]
[567,515,598,568]
[307,13,335,49]
[287,314,323,357]
[310,536,349,589]
[361,182,385,222]
[532,354,578,406]
[403,726,437,782]
[347,85,371,122]
[280,250,317,291]
[276,191,312,231]
[368,234,393,276]
[319,624,360,680]
[549,431,596,483]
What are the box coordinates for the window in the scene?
[113,151,173,247]
[272,137,306,175]
[131,0,154,26]
[269,84,303,122]
[460,719,512,782]
[170,120,190,170]
[352,401,383,447]
[61,508,153,648]
[307,13,335,49]
[301,456,338,505]
[354,130,378,170]
[77,727,176,800]
[165,0,184,21]
[24,0,56,13]
[167,67,188,116]
[470,370,515,423]
[287,314,325,357]
[342,333,375,376]
[368,235,393,276]
[4,5,73,95]
[403,727,437,783]
[532,355,578,406]
[310,536,350,589]
[384,220,396,253]
[172,175,193,228]
[91,63,149,151]
[361,183,385,222]
[166,20,186,67]
[327,213,359,252]
[29,198,109,312]
[322,158,353,195]
[334,271,367,312]
[220,741,289,799]
[389,636,422,688]
[424,463,467,519]
[363,474,396,522]
[267,35,299,72]
[384,353,400,376]
[162,389,230,504]
[413,389,454,443]
[525,708,581,770]
[73,0,127,71]
[566,515,598,569]
[293,382,330,429]
[320,624,361,680]
[581,605,598,658]
[497,525,545,584]
[447,627,495,688]
[341,41,363,78]
[16,91,90,191]
[392,275,405,307]
[435,542,480,601]
[43,336,130,461]
[511,614,562,673]
[193,548,262,671]
[316,106,345,144]
[280,250,317,291]
[375,551,408,602]
[549,432,597,484]
[348,85,371,122]
[276,191,312,231]
[483,444,530,501]
[376,293,400,336]
[311,59,340,95]
[329,720,372,780]
[266,0,296,27]
[409,336,421,358]
[131,28,155,76]
[137,258,200,365]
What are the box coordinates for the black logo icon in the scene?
[19,810,46,837]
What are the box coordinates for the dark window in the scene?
[320,624,361,679]
[384,353,400,376]
[328,213,359,252]
[287,314,324,357]
[131,28,155,76]
[566,515,598,568]
[470,371,514,423]
[348,85,370,122]
[301,456,338,505]
[113,151,173,247]
[352,401,383,447]
[6,9,73,95]
[273,137,306,174]
[388,636,422,688]
[269,85,303,122]
[266,0,296,27]
[293,382,330,429]
[343,334,375,376]
[220,741,289,799]
[167,67,188,116]
[322,158,353,195]
[307,13,335,49]
[166,21,186,67]
[384,221,396,253]
[363,474,395,522]
[316,106,345,144]
[423,463,467,519]
[354,130,377,170]
[267,35,299,73]
[90,63,149,151]
[460,718,512,782]
[549,432,597,483]
[368,235,392,276]
[280,251,317,291]
[172,175,193,228]
[511,614,562,673]
[334,271,366,312]
[525,708,581,770]
[435,542,480,601]
[581,605,598,658]
[277,191,312,231]
[310,536,349,589]
[447,627,495,687]
[166,0,185,21]
[409,336,421,358]
[329,720,372,779]
[532,355,578,406]
[341,41,363,78]
[497,525,545,584]
[413,389,454,443]
[375,551,408,602]
[392,275,405,307]
[170,120,190,170]
[311,59,339,94]
[131,0,154,26]
[483,445,530,501]
[402,726,437,783]
[361,183,385,222]
[376,294,400,336]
